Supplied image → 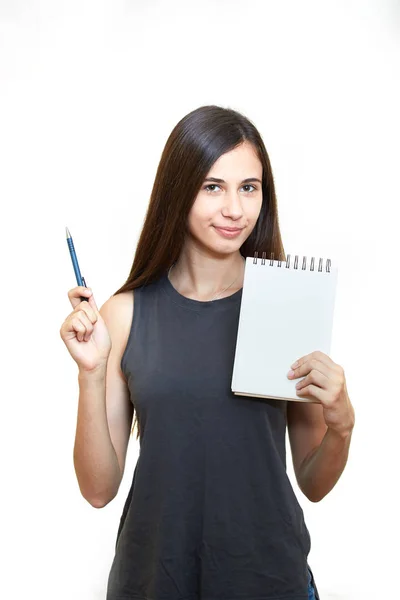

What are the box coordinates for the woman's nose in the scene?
[222,191,244,217]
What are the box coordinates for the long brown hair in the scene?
[113,105,286,439]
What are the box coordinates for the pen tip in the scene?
[66,226,71,239]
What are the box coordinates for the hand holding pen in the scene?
[59,227,111,374]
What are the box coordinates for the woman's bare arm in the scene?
[73,292,134,507]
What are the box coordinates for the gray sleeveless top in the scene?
[106,271,320,600]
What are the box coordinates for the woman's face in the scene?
[187,141,263,256]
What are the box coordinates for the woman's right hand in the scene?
[59,286,112,373]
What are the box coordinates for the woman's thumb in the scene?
[88,292,99,314]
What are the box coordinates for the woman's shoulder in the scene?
[100,274,164,337]
[103,289,134,315]
[99,290,135,355]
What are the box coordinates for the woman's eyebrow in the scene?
[204,177,262,184]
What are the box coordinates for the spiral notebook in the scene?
[231,253,338,403]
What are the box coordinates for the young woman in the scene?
[60,105,355,600]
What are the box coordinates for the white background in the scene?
[1,1,399,598]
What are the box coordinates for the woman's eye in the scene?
[204,184,257,193]
[242,184,256,193]
[205,184,220,192]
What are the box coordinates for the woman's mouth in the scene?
[213,226,243,239]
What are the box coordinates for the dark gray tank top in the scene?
[106,270,320,600]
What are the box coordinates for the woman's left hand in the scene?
[287,350,355,437]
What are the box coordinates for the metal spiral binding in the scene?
[252,251,331,273]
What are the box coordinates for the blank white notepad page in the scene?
[231,257,338,403]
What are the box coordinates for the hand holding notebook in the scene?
[231,253,338,403]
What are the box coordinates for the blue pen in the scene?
[66,227,88,302]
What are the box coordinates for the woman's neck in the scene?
[168,252,245,301]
